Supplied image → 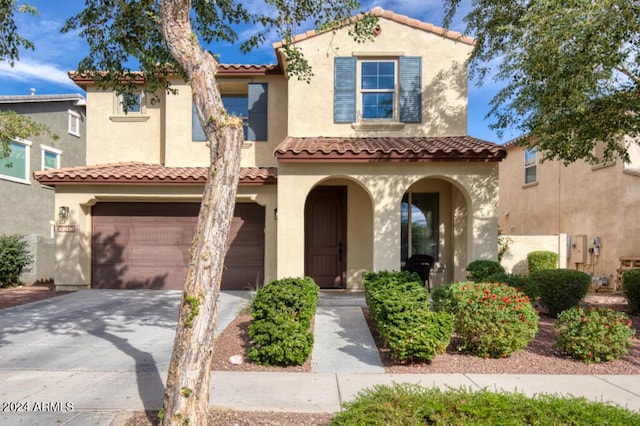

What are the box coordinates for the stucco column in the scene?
[367,176,404,272]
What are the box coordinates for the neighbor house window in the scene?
[334,56,422,124]
[401,193,439,264]
[68,110,81,137]
[41,145,61,170]
[0,139,31,184]
[524,147,537,184]
[192,83,268,142]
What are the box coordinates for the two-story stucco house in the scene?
[499,138,640,288]
[35,8,505,292]
[0,92,86,284]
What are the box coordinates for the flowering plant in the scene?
[555,306,635,363]
[449,282,538,358]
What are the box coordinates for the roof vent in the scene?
[30,88,36,96]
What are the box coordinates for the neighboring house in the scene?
[499,138,640,287]
[0,92,86,283]
[35,8,505,292]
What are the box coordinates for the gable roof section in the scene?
[34,162,277,186]
[275,136,506,162]
[273,7,474,50]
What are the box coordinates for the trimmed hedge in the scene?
[486,271,539,301]
[622,268,640,314]
[527,250,559,274]
[364,271,453,362]
[466,259,505,282]
[530,269,591,317]
[332,384,640,425]
[247,277,319,366]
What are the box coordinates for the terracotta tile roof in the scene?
[273,7,474,50]
[69,64,282,87]
[274,136,506,162]
[34,162,277,186]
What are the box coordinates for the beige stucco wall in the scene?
[53,184,277,290]
[276,161,499,290]
[286,18,471,138]
[83,75,288,169]
[499,144,640,280]
[500,234,568,275]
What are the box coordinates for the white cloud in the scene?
[0,59,77,89]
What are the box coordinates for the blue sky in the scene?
[0,0,520,143]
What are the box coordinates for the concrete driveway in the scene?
[0,290,251,424]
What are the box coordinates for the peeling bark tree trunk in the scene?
[159,1,244,424]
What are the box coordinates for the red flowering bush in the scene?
[448,282,538,358]
[555,306,635,363]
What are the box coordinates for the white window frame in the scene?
[524,147,537,185]
[68,110,81,137]
[0,138,32,185]
[357,59,398,121]
[41,145,62,171]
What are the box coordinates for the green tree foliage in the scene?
[443,0,640,164]
[0,111,56,159]
[0,0,38,65]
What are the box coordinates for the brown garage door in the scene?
[92,202,264,290]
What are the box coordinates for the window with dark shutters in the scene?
[399,56,422,123]
[247,83,268,141]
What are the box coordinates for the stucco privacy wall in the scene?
[53,184,276,291]
[276,162,499,289]
[500,234,568,275]
[285,18,471,138]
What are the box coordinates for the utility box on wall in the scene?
[571,234,587,264]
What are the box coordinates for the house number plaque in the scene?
[57,225,76,233]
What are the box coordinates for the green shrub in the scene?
[622,268,640,314]
[332,384,640,425]
[555,306,635,363]
[247,277,319,366]
[448,282,538,358]
[430,283,454,312]
[363,271,453,362]
[527,250,558,274]
[0,234,33,288]
[486,271,539,301]
[466,259,505,282]
[530,269,591,317]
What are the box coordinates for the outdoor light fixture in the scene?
[58,206,69,223]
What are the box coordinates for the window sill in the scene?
[351,121,405,131]
[0,175,31,185]
[522,181,538,189]
[109,115,150,122]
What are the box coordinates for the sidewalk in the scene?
[0,290,639,425]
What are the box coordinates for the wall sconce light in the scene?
[59,206,69,223]
[274,208,278,221]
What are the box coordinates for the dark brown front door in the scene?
[305,186,346,289]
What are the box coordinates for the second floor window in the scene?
[524,147,537,184]
[68,110,81,137]
[117,92,145,114]
[41,145,61,170]
[222,95,249,139]
[0,139,31,184]
[361,61,395,119]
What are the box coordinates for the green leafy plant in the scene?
[530,269,591,317]
[332,383,640,425]
[448,282,538,358]
[555,306,635,363]
[486,271,539,301]
[466,259,505,282]
[527,250,558,274]
[622,268,640,315]
[430,283,455,312]
[247,277,319,366]
[0,234,33,288]
[363,271,453,362]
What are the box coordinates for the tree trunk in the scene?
[159,1,244,424]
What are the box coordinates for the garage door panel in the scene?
[93,202,264,290]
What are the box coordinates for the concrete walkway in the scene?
[0,290,639,425]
